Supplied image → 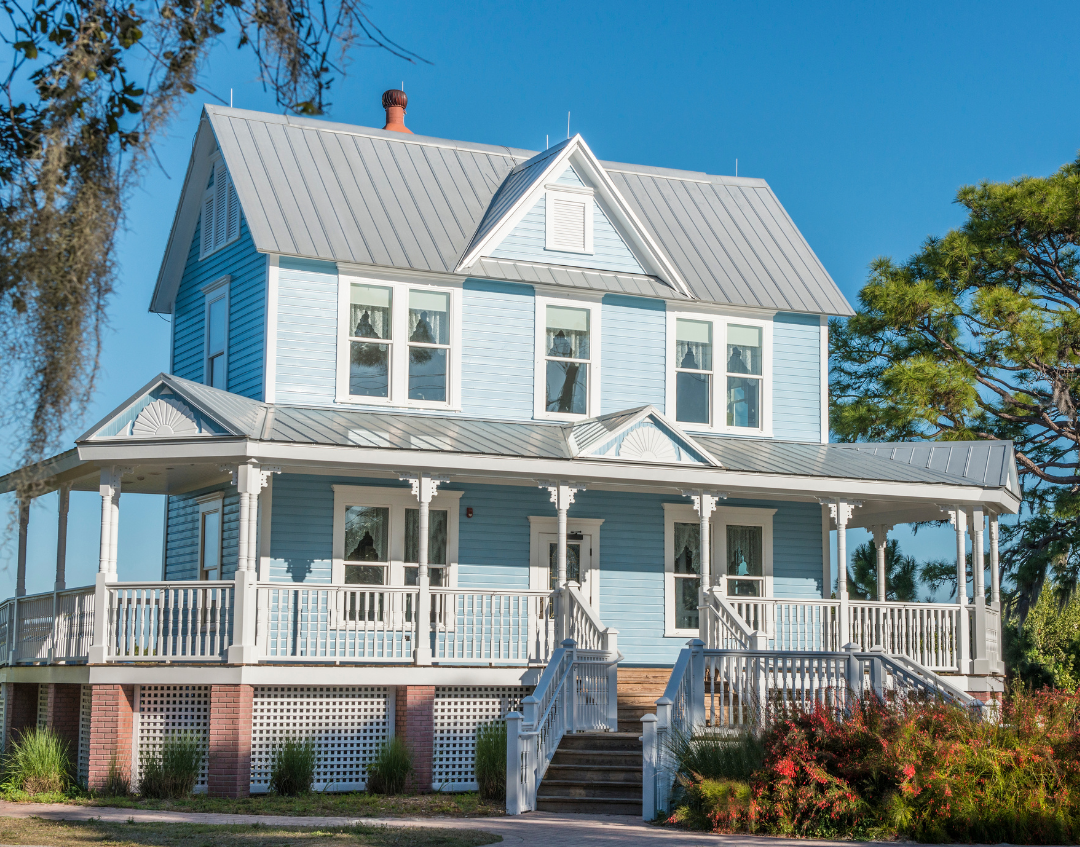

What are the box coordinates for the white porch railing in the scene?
[108,583,234,661]
[642,641,982,819]
[431,588,554,665]
[0,588,96,665]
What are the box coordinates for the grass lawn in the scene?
[0,791,504,818]
[0,817,500,847]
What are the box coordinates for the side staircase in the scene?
[535,732,643,814]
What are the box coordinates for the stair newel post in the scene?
[603,628,619,731]
[562,638,577,734]
[689,638,706,729]
[521,694,539,811]
[843,642,862,715]
[654,696,673,813]
[869,647,886,700]
[505,710,524,815]
[640,713,658,820]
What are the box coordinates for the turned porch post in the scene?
[971,507,989,673]
[226,463,277,664]
[405,472,447,666]
[823,499,859,646]
[89,466,128,663]
[55,483,70,591]
[15,495,29,598]
[951,506,971,673]
[543,481,581,643]
[989,514,1001,609]
[870,524,892,604]
[686,491,724,644]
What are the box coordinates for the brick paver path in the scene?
[0,801,872,846]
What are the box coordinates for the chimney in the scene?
[382,89,412,134]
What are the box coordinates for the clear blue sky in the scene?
[3,0,1078,598]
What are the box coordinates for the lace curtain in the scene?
[727,525,763,576]
[404,509,448,564]
[344,506,389,562]
[676,320,712,371]
[546,306,590,359]
[673,522,700,575]
[408,291,449,345]
[351,284,392,340]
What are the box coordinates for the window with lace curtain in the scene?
[340,278,459,407]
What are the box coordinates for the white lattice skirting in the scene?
[250,686,389,793]
[36,682,48,730]
[432,686,530,791]
[77,684,93,788]
[135,685,211,792]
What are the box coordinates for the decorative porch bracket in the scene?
[402,472,449,666]
[538,481,584,643]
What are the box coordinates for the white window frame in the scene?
[663,503,775,637]
[534,294,602,421]
[202,275,230,389]
[665,310,773,436]
[199,154,241,259]
[196,492,225,581]
[527,516,605,615]
[335,274,463,410]
[331,485,463,586]
[545,185,594,254]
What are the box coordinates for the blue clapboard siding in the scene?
[274,258,339,405]
[172,211,266,399]
[601,294,666,414]
[460,280,535,420]
[489,167,645,274]
[265,474,821,664]
[773,313,821,442]
[164,486,240,580]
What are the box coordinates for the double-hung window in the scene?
[197,493,224,581]
[536,298,601,419]
[340,277,458,408]
[668,313,770,433]
[202,276,229,389]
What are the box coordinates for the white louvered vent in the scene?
[36,683,48,730]
[200,160,241,258]
[77,685,93,788]
[249,686,389,793]
[136,685,211,792]
[432,686,531,790]
[546,190,593,254]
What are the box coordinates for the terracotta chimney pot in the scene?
[382,89,412,134]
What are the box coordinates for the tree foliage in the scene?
[846,538,919,602]
[1005,583,1080,692]
[830,156,1080,620]
[0,0,422,468]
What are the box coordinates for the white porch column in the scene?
[685,491,725,644]
[90,466,128,663]
[542,481,581,643]
[870,524,892,603]
[226,463,278,664]
[15,496,29,597]
[971,507,989,673]
[989,514,1001,609]
[950,506,971,673]
[405,472,448,667]
[55,483,70,591]
[822,498,859,647]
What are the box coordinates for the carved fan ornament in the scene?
[617,423,679,463]
[131,398,199,438]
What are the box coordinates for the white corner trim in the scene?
[263,255,279,404]
[819,315,829,444]
[821,502,832,600]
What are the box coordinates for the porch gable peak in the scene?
[566,406,719,467]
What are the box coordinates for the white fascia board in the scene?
[150,115,220,315]
[74,436,1021,513]
[75,372,173,442]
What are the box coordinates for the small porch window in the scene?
[726,525,763,597]
[197,493,224,581]
[672,522,701,630]
[403,509,448,587]
[343,505,389,585]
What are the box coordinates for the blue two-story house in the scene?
[0,92,1018,808]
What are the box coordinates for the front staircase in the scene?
[616,667,672,732]
[535,732,643,814]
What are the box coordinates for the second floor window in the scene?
[203,278,229,389]
[343,279,457,407]
[545,305,591,415]
[726,325,762,428]
[675,319,712,425]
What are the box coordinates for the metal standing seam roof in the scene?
[472,258,684,299]
[182,106,852,316]
[95,377,1012,490]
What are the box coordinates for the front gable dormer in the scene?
[457,136,689,295]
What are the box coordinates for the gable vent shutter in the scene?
[226,180,240,242]
[214,165,228,247]
[551,198,587,252]
[201,193,215,257]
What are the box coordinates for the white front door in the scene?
[537,531,596,608]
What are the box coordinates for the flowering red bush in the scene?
[671,688,1080,843]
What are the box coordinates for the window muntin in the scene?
[545,305,590,415]
[407,290,450,402]
[343,505,389,585]
[675,319,712,425]
[726,524,764,597]
[206,295,227,388]
[404,508,448,588]
[726,325,762,428]
[673,522,701,631]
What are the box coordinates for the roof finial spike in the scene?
[567,111,570,140]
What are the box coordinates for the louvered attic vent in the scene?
[545,187,594,254]
[200,158,240,258]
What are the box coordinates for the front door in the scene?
[538,531,596,608]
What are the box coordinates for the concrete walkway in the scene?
[0,801,865,846]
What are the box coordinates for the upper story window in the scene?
[545,187,594,254]
[338,275,460,408]
[535,297,601,419]
[667,312,771,434]
[202,276,229,389]
[200,157,240,258]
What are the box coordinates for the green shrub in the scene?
[138,732,203,799]
[100,751,130,797]
[269,736,316,796]
[366,737,413,795]
[0,727,70,794]
[474,721,506,802]
[667,729,764,783]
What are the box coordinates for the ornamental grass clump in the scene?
[0,727,70,795]
[366,737,413,795]
[474,720,506,802]
[269,736,317,796]
[670,687,1080,844]
[138,732,204,799]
